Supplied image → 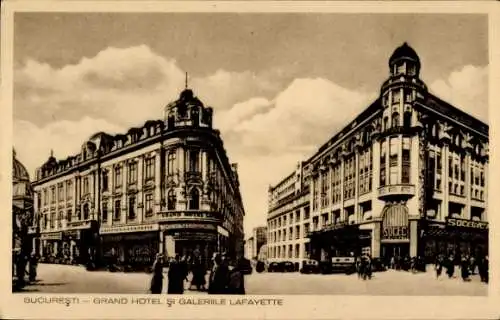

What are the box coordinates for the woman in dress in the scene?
[149,254,164,294]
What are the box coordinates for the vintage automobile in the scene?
[255,260,266,273]
[320,257,356,274]
[300,259,320,274]
[281,261,295,272]
[267,262,281,272]
[238,258,253,275]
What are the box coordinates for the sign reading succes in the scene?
[382,226,408,239]
[446,218,488,229]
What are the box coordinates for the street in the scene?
[17,263,487,296]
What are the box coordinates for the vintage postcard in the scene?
[1,1,500,319]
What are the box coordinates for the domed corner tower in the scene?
[380,42,428,132]
[164,88,214,130]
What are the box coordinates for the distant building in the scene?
[244,237,254,260]
[32,88,245,267]
[267,43,488,267]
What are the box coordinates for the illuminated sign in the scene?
[447,218,488,229]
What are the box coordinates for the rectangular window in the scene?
[67,210,72,223]
[51,187,56,203]
[380,166,386,186]
[289,227,293,240]
[389,166,398,185]
[145,157,155,180]
[128,196,136,219]
[58,183,64,202]
[102,171,109,191]
[67,181,73,199]
[436,152,442,173]
[43,189,48,205]
[50,212,55,228]
[189,150,200,172]
[115,167,122,187]
[304,207,310,220]
[102,202,108,222]
[295,244,300,258]
[168,151,176,175]
[145,193,154,216]
[128,162,137,184]
[304,223,310,237]
[448,158,453,178]
[114,200,121,221]
[295,226,300,239]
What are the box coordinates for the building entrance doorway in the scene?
[381,242,409,269]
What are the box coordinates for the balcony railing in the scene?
[378,184,415,199]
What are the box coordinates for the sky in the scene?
[13,13,488,237]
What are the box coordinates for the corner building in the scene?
[267,43,488,267]
[32,88,245,267]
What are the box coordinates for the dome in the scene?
[389,42,420,67]
[12,149,30,183]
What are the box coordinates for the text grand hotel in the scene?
[267,43,488,265]
[32,88,245,265]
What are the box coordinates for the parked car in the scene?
[238,258,253,275]
[256,261,266,273]
[268,262,281,272]
[300,260,320,274]
[320,257,356,274]
[281,261,295,272]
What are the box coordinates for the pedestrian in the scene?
[28,252,38,282]
[356,256,362,279]
[478,256,489,283]
[460,255,470,281]
[167,255,185,294]
[149,254,164,294]
[180,255,189,289]
[208,253,229,294]
[446,255,455,279]
[390,256,395,270]
[227,259,246,295]
[435,255,443,279]
[190,256,207,291]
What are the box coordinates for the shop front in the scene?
[40,232,62,263]
[422,217,488,263]
[100,223,160,269]
[380,203,411,266]
[308,222,371,261]
[160,222,219,267]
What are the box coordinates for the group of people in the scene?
[434,254,489,283]
[149,252,246,295]
[355,254,373,280]
[388,255,426,272]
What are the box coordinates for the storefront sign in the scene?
[100,223,159,234]
[160,223,216,231]
[217,225,229,237]
[324,221,347,232]
[382,226,408,240]
[173,232,217,241]
[40,232,62,240]
[447,218,488,230]
[63,230,81,240]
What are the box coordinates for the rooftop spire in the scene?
[185,71,188,89]
[50,149,54,158]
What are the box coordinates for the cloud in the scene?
[14,117,126,179]
[225,77,375,155]
[430,65,488,123]
[14,45,287,130]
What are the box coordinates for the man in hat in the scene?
[208,253,229,294]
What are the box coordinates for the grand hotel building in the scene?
[267,43,488,267]
[32,88,245,267]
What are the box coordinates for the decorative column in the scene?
[154,151,162,212]
[442,142,450,221]
[372,223,381,258]
[121,163,128,224]
[178,146,186,208]
[340,155,345,221]
[137,156,144,223]
[410,219,418,257]
[354,147,360,223]
[464,149,472,220]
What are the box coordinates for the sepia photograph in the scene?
[7,3,493,307]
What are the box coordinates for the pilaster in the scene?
[372,223,381,258]
[340,156,345,221]
[442,142,450,221]
[121,162,127,224]
[137,155,144,223]
[154,150,162,212]
[354,148,360,223]
[464,150,472,220]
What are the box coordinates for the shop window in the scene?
[189,188,200,210]
[114,200,121,221]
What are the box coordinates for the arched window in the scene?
[392,112,400,128]
[83,203,89,220]
[167,190,176,210]
[383,117,389,131]
[403,111,412,128]
[189,188,200,210]
[191,107,199,127]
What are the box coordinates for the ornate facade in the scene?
[32,88,245,268]
[267,43,488,267]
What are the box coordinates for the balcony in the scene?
[184,171,202,181]
[378,184,415,200]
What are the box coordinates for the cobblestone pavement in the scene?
[17,263,487,296]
